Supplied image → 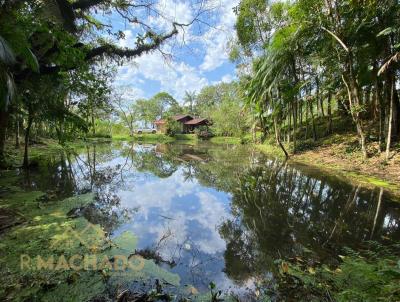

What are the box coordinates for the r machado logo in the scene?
[20,223,145,272]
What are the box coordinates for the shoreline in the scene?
[3,136,400,196]
[255,140,400,197]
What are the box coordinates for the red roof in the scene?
[184,118,209,125]
[174,114,192,121]
[155,115,193,124]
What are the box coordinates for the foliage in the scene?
[165,116,182,136]
[0,0,205,167]
[194,81,251,137]
[210,98,250,137]
[128,92,181,127]
[194,125,212,138]
[235,0,400,160]
[183,90,197,115]
[276,243,400,302]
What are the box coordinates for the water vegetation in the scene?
[0,162,181,301]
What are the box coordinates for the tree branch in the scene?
[71,0,105,11]
[36,25,178,76]
[85,26,178,61]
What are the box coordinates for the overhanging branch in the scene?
[37,25,178,76]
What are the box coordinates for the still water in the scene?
[4,142,400,300]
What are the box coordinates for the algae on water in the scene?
[0,187,180,301]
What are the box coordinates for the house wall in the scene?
[176,117,193,134]
[156,124,166,133]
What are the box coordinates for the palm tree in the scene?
[183,90,196,115]
[0,36,17,166]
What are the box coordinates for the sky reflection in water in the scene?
[44,142,400,294]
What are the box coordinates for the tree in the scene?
[165,116,182,136]
[236,0,400,160]
[130,92,181,128]
[195,83,238,118]
[0,0,208,166]
[113,93,137,136]
[183,91,197,115]
[210,98,249,137]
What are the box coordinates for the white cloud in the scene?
[118,167,230,255]
[221,73,234,83]
[116,48,209,101]
[113,0,238,101]
[118,30,134,48]
[200,0,239,71]
[149,0,194,31]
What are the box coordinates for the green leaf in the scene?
[209,281,216,290]
[22,47,40,73]
[377,27,395,37]
[0,36,16,65]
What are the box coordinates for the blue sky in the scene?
[100,0,239,103]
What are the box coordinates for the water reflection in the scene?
[26,142,400,295]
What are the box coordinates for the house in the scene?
[154,115,209,133]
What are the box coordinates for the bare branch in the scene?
[378,52,400,76]
[321,26,349,53]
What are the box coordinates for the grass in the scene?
[255,142,287,159]
[209,136,243,144]
[174,134,198,141]
[111,133,175,142]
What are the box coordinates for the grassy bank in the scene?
[209,136,242,144]
[112,133,198,143]
[4,131,400,194]
[254,118,400,193]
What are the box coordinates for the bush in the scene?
[194,125,213,139]
[165,116,182,136]
[86,132,112,139]
[275,242,400,302]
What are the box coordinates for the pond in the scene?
[1,141,399,301]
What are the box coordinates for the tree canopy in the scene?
[0,0,206,166]
[233,0,400,159]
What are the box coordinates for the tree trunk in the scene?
[292,102,297,153]
[375,72,385,152]
[274,117,289,159]
[327,91,333,135]
[393,87,399,142]
[343,58,368,159]
[385,78,394,161]
[287,109,291,143]
[305,100,309,139]
[91,107,96,136]
[15,117,20,148]
[316,76,325,117]
[299,100,303,126]
[309,100,317,141]
[319,98,325,117]
[0,109,8,166]
[23,115,33,168]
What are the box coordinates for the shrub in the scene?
[274,243,400,302]
[194,125,213,139]
[165,116,182,136]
